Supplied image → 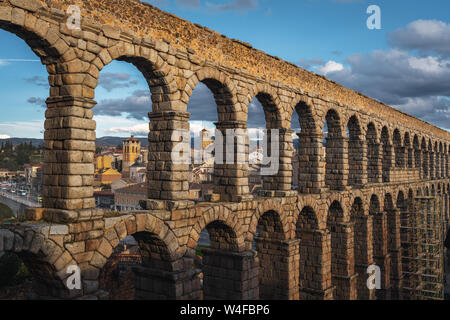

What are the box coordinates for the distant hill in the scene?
[96,136,149,147]
[0,136,303,149]
[0,137,149,148]
[0,138,44,147]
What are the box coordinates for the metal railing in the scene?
[0,191,41,208]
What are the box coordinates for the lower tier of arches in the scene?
[0,179,449,300]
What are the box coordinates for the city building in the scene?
[122,136,141,178]
[94,191,115,210]
[201,128,214,150]
[191,162,214,184]
[0,169,25,179]
[129,162,146,183]
[95,154,122,185]
[24,164,41,184]
[188,182,214,201]
[114,183,147,211]
[111,178,132,192]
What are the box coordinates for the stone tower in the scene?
[122,136,141,178]
[201,129,213,151]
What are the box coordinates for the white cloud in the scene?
[317,60,344,75]
[97,116,219,137]
[408,56,448,73]
[104,123,149,136]
[322,49,450,131]
[0,134,10,139]
[388,20,450,57]
[0,120,44,138]
[94,115,148,137]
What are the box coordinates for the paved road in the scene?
[0,191,41,208]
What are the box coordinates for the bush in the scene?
[0,203,14,221]
[0,252,31,287]
[0,253,21,287]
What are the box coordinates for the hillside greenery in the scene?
[0,203,14,221]
[0,141,43,171]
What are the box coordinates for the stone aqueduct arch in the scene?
[0,0,449,300]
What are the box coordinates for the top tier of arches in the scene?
[1,0,449,210]
[1,0,448,140]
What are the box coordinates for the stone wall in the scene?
[0,0,448,210]
[0,180,448,300]
[0,0,449,300]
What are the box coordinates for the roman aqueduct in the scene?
[0,0,449,300]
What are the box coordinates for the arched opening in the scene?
[347,116,364,186]
[445,145,449,178]
[0,27,49,212]
[416,188,422,197]
[370,194,390,299]
[0,232,76,300]
[98,229,189,300]
[350,197,373,299]
[254,210,289,300]
[187,82,217,201]
[291,101,320,194]
[385,192,402,300]
[404,132,412,169]
[195,220,257,300]
[296,206,327,299]
[247,93,287,196]
[429,140,434,180]
[327,200,353,299]
[407,189,415,211]
[393,129,404,168]
[439,142,444,178]
[93,60,152,210]
[11,250,68,299]
[324,110,346,190]
[446,183,450,223]
[396,191,406,211]
[413,135,421,175]
[187,75,245,202]
[381,127,392,182]
[366,123,380,183]
[96,235,141,300]
[434,142,440,179]
[0,252,32,299]
[422,138,429,178]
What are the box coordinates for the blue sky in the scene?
[0,0,449,138]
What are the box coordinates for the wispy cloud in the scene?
[94,90,151,120]
[25,76,48,87]
[176,0,201,8]
[27,97,46,108]
[98,72,138,92]
[0,58,40,67]
[206,0,258,13]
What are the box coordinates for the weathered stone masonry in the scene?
[0,0,449,300]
